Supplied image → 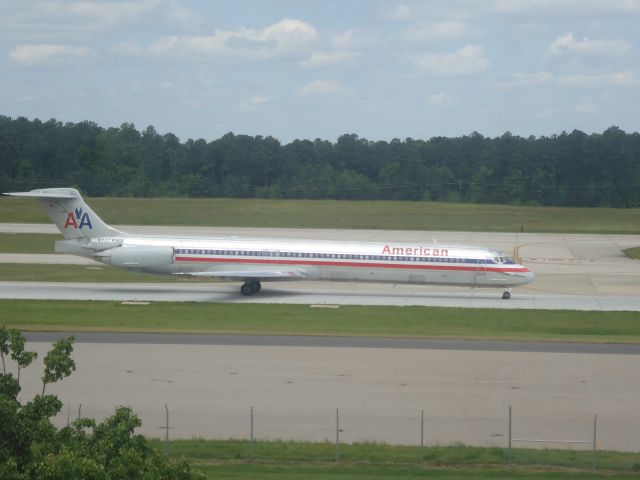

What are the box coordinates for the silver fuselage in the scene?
[65,234,534,288]
[7,187,534,293]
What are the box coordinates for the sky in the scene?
[1,0,639,143]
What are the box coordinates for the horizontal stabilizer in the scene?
[3,189,78,199]
[3,187,121,240]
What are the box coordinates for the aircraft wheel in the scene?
[502,291,512,300]
[241,281,261,296]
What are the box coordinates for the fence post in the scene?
[78,403,82,420]
[335,408,340,464]
[508,406,512,465]
[67,405,70,427]
[249,406,254,463]
[592,413,598,470]
[164,404,170,454]
[420,409,425,464]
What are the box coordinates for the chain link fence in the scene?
[51,402,638,467]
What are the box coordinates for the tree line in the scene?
[1,115,639,207]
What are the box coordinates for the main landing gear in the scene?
[240,280,262,296]
[502,288,512,300]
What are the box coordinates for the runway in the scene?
[2,280,640,310]
[2,223,640,310]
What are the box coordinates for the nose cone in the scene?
[520,267,535,285]
[505,265,534,286]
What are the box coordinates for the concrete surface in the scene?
[11,341,640,451]
[24,331,640,355]
[1,280,639,310]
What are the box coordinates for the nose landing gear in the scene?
[502,288,512,300]
[240,280,262,296]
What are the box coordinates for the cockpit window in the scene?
[500,256,515,264]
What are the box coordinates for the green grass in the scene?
[152,439,640,479]
[194,464,639,480]
[0,263,191,282]
[2,196,640,233]
[624,247,640,260]
[0,233,58,253]
[2,300,640,343]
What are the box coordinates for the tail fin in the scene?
[3,188,122,239]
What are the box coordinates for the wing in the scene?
[174,268,307,281]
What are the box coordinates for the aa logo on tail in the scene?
[64,208,93,229]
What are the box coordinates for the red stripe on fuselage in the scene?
[174,256,529,273]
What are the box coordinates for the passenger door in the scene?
[475,258,487,286]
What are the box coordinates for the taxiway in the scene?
[1,224,639,310]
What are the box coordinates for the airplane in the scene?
[4,188,534,299]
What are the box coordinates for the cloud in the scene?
[0,1,194,36]
[124,18,318,60]
[575,97,598,114]
[549,32,630,56]
[558,71,638,87]
[500,70,637,88]
[296,80,349,96]
[329,28,375,50]
[238,95,270,111]
[109,40,145,56]
[9,44,92,66]
[16,94,37,102]
[424,93,455,108]
[490,0,640,15]
[383,4,412,20]
[301,50,359,67]
[409,45,490,75]
[60,0,192,28]
[503,71,555,87]
[405,21,471,42]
